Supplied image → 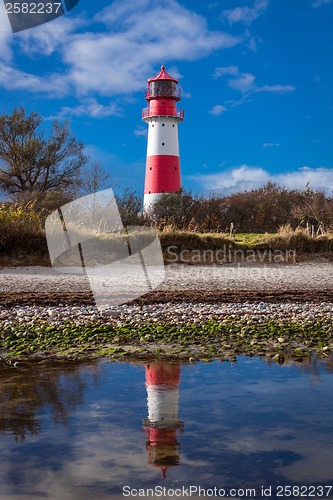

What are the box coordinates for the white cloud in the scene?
[134,127,147,137]
[311,0,333,7]
[16,15,86,56]
[0,0,241,101]
[274,166,333,193]
[0,12,78,96]
[213,66,239,78]
[189,165,333,195]
[212,66,295,114]
[259,84,296,93]
[246,32,260,52]
[213,66,295,96]
[63,0,240,97]
[47,99,122,120]
[263,142,281,148]
[190,165,269,194]
[210,104,227,116]
[0,61,69,96]
[229,72,256,93]
[222,0,269,25]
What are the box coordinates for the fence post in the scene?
[230,222,235,239]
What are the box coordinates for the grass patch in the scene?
[234,233,275,245]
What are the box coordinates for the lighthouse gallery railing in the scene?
[142,108,184,119]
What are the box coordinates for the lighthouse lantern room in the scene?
[142,65,184,211]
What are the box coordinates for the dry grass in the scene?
[262,224,333,253]
[0,202,49,264]
[159,225,232,250]
[1,210,333,267]
[159,224,333,253]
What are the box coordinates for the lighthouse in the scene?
[143,363,184,479]
[142,65,184,212]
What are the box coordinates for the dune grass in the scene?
[263,225,333,253]
[159,224,333,252]
[1,204,333,266]
[0,203,46,246]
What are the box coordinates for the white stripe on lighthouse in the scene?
[143,193,162,209]
[146,117,180,157]
[147,386,180,423]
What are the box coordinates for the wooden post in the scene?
[230,222,235,239]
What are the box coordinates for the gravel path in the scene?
[1,263,333,324]
[163,262,333,291]
[1,302,333,328]
[1,262,333,294]
[1,264,333,361]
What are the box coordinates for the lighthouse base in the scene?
[143,192,163,212]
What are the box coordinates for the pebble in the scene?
[0,301,332,329]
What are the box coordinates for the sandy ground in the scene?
[0,262,333,306]
[1,262,333,293]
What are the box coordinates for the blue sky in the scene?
[0,0,332,196]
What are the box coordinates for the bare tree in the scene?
[115,188,147,226]
[0,107,87,198]
[80,161,110,195]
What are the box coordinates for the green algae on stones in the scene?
[1,317,333,364]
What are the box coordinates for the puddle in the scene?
[0,356,333,499]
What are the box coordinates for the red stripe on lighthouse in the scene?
[146,364,181,387]
[144,156,181,194]
[148,98,177,117]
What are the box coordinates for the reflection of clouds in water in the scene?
[0,409,147,499]
[239,419,333,482]
[179,359,333,485]
[0,358,333,499]
[0,405,207,499]
[221,425,333,483]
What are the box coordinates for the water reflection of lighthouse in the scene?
[143,363,184,478]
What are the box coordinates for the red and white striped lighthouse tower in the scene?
[142,65,184,211]
[143,363,184,479]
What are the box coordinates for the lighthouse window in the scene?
[162,123,165,127]
[162,101,165,104]
[162,143,165,146]
[149,191,151,194]
[152,124,154,127]
[150,167,152,170]
[175,167,177,170]
[150,81,176,97]
[172,124,175,127]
